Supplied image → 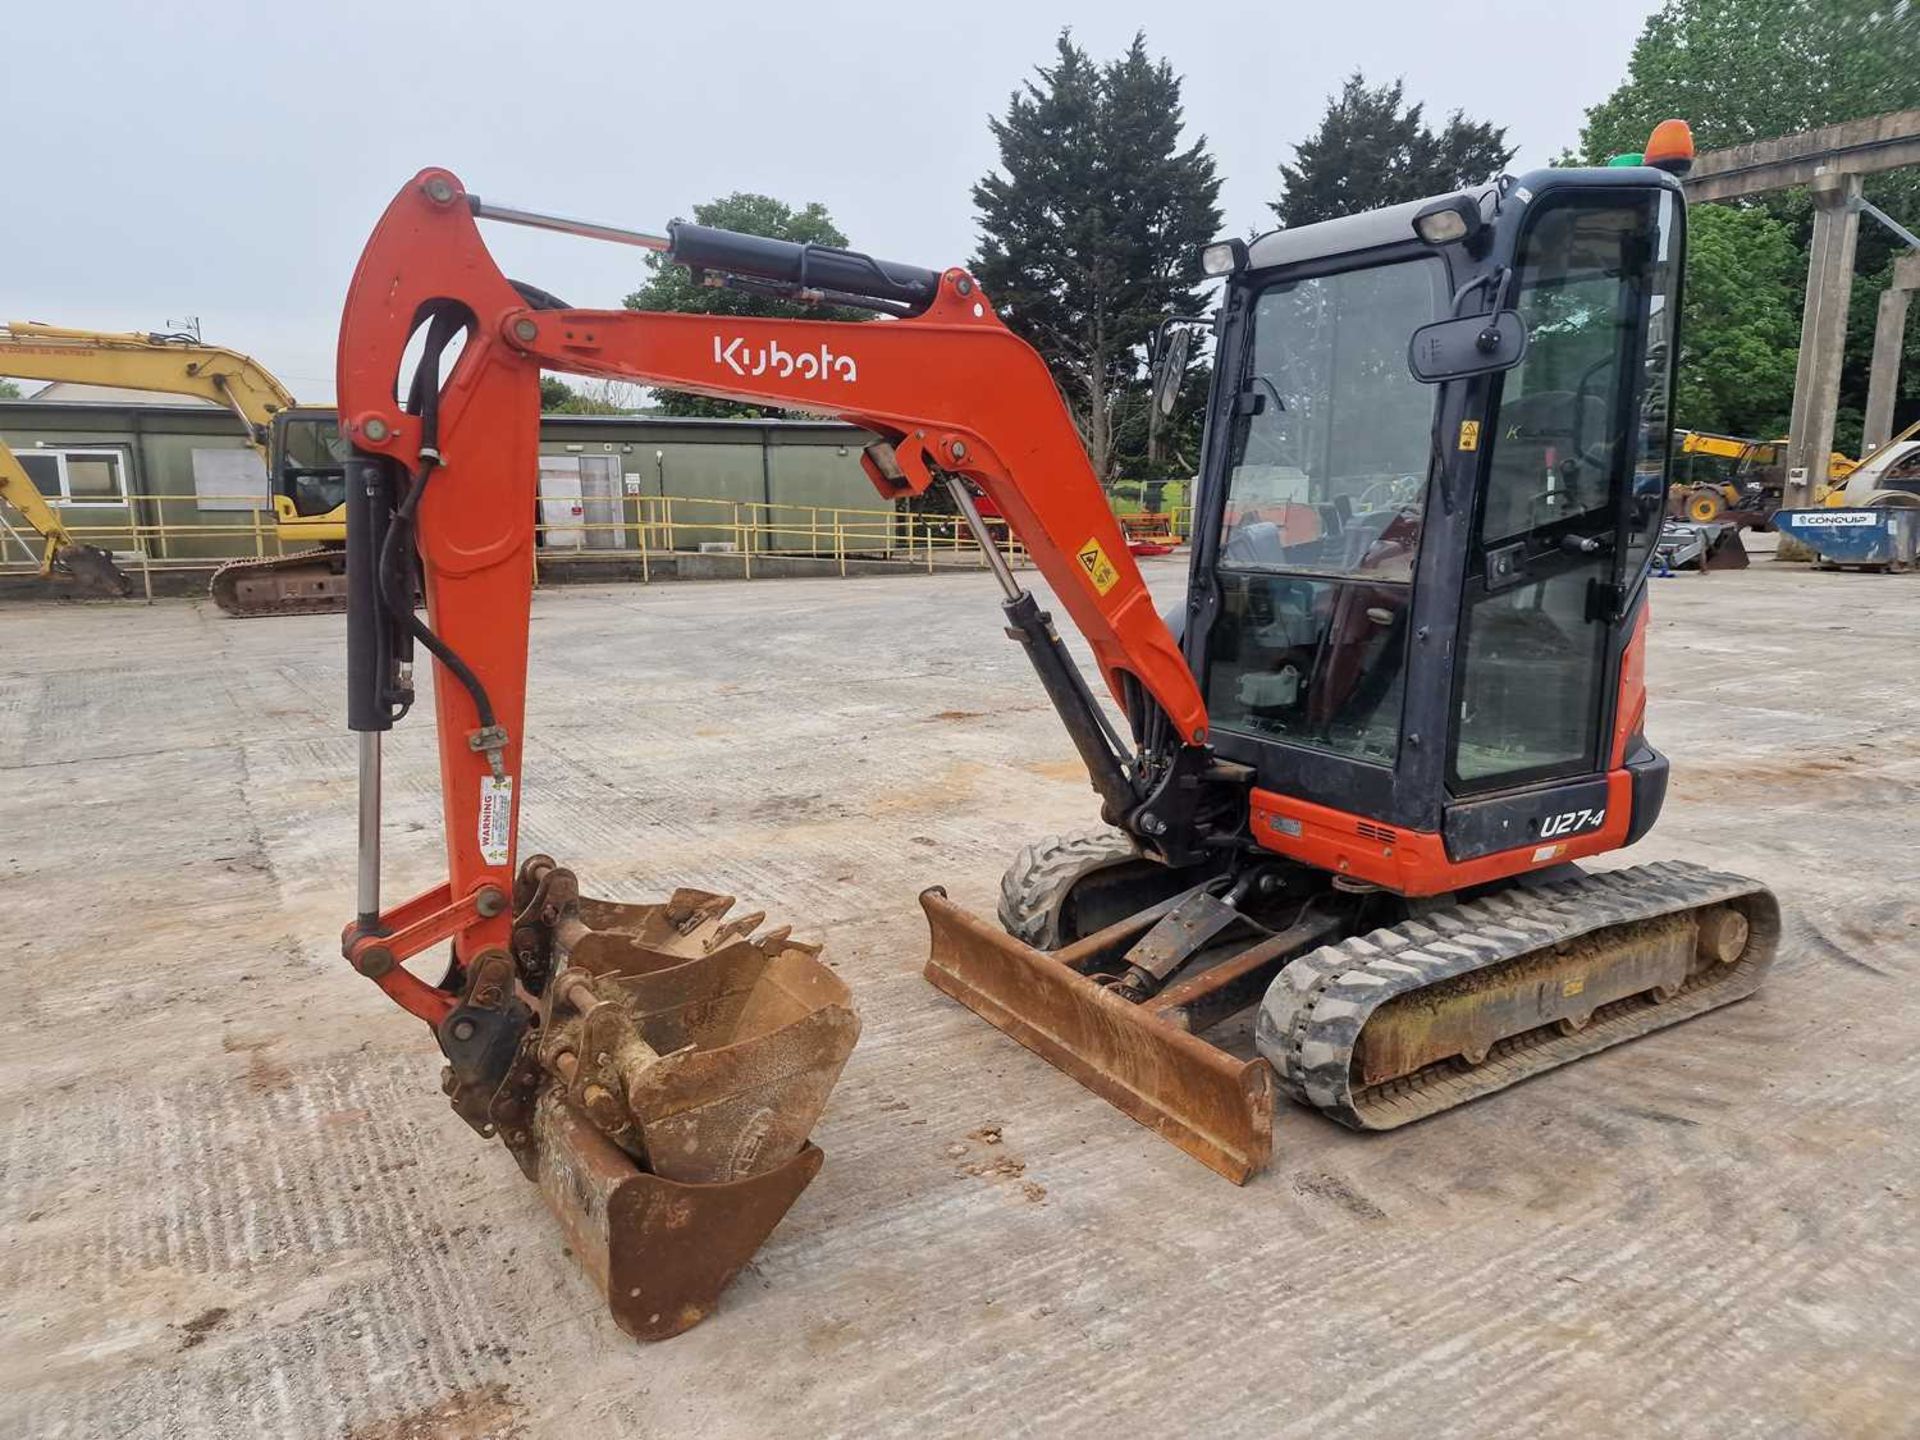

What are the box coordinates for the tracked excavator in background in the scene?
[334,118,1777,1340]
[0,322,350,615]
[0,443,131,595]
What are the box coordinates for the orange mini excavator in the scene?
[338,122,1776,1338]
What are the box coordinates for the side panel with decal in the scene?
[1076,536,1120,595]
[1442,775,1613,862]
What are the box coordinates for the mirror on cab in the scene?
[1152,323,1195,418]
[1407,310,1528,384]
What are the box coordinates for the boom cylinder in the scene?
[666,224,941,312]
[1002,590,1137,824]
[346,452,399,928]
[939,476,1135,819]
[345,452,395,734]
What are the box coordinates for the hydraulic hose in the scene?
[377,305,500,734]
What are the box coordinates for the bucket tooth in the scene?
[920,887,1272,1184]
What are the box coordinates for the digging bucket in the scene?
[493,877,859,1339]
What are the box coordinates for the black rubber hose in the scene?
[378,306,500,733]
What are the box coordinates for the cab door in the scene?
[1448,190,1679,795]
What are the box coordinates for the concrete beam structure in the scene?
[1686,112,1920,510]
[1784,172,1864,507]
[1863,252,1920,453]
[1685,109,1920,204]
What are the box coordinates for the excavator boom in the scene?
[336,169,1227,1337]
[0,322,295,438]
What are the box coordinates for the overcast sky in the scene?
[3,0,1654,400]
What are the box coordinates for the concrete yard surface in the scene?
[2,554,1916,1439]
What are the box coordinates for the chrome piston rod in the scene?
[357,731,382,923]
[943,476,1130,763]
[468,198,670,253]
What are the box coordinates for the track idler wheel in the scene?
[487,858,859,1341]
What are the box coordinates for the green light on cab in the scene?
[1607,152,1646,167]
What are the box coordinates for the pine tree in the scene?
[972,32,1222,479]
[624,193,861,418]
[1273,74,1514,228]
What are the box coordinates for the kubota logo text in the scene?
[714,336,858,383]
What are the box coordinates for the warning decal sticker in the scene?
[1458,420,1481,452]
[478,776,513,866]
[1076,537,1120,596]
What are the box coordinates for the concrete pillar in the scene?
[1863,251,1920,453]
[1784,171,1863,509]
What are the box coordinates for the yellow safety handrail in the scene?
[0,487,1202,584]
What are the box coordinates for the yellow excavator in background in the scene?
[0,445,132,595]
[0,322,349,615]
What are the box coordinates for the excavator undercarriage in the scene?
[209,547,351,618]
[927,838,1777,1179]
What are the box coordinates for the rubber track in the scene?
[1255,861,1780,1130]
[997,829,1141,949]
[208,548,347,618]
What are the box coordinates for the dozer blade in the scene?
[921,887,1273,1183]
[1258,862,1779,1130]
[486,867,859,1340]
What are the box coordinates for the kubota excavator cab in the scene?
[1187,169,1680,886]
[928,130,1774,1180]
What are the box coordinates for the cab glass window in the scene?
[1623,192,1681,580]
[1219,257,1446,583]
[1452,190,1669,791]
[276,414,349,517]
[1479,200,1652,548]
[1206,256,1443,764]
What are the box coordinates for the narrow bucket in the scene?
[530,1092,825,1341]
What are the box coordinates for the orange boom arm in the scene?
[338,169,1218,1017]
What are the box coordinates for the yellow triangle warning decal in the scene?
[1076,537,1120,596]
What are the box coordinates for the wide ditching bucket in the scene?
[492,864,859,1341]
[921,887,1277,1184]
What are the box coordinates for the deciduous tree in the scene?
[1576,0,1920,450]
